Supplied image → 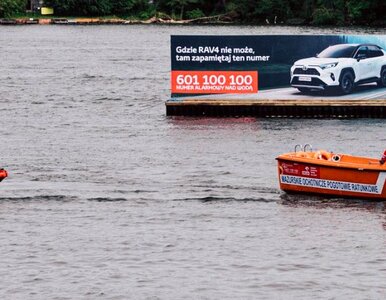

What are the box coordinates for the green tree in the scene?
[159,0,200,19]
[284,0,317,22]
[0,0,26,18]
[112,0,153,16]
[226,0,257,21]
[254,0,292,22]
[346,0,382,24]
[45,0,112,16]
[311,0,345,25]
[0,0,384,25]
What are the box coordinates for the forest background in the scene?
[0,0,385,26]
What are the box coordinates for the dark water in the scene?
[1,25,386,299]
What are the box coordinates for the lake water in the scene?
[1,25,386,299]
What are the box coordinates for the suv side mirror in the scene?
[356,53,366,61]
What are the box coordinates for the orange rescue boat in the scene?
[276,145,386,200]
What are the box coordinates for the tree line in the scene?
[0,0,385,26]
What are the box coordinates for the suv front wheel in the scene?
[378,67,386,87]
[339,71,354,94]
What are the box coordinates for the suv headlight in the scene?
[319,62,338,69]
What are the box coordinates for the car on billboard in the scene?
[290,44,386,94]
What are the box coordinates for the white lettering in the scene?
[280,173,386,195]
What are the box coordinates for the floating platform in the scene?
[166,86,386,118]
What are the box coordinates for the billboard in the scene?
[170,35,386,100]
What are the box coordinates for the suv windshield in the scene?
[317,45,357,58]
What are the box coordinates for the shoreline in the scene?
[1,17,385,28]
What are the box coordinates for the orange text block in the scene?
[171,70,258,94]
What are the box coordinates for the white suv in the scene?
[290,44,386,94]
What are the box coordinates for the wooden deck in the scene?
[166,98,386,118]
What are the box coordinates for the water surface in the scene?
[0,25,386,299]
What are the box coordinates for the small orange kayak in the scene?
[0,169,7,182]
[276,145,386,200]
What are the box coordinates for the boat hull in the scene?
[277,158,386,200]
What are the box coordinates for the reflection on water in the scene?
[281,193,386,233]
[281,192,386,213]
[168,117,260,128]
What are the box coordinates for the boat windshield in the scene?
[317,45,357,58]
